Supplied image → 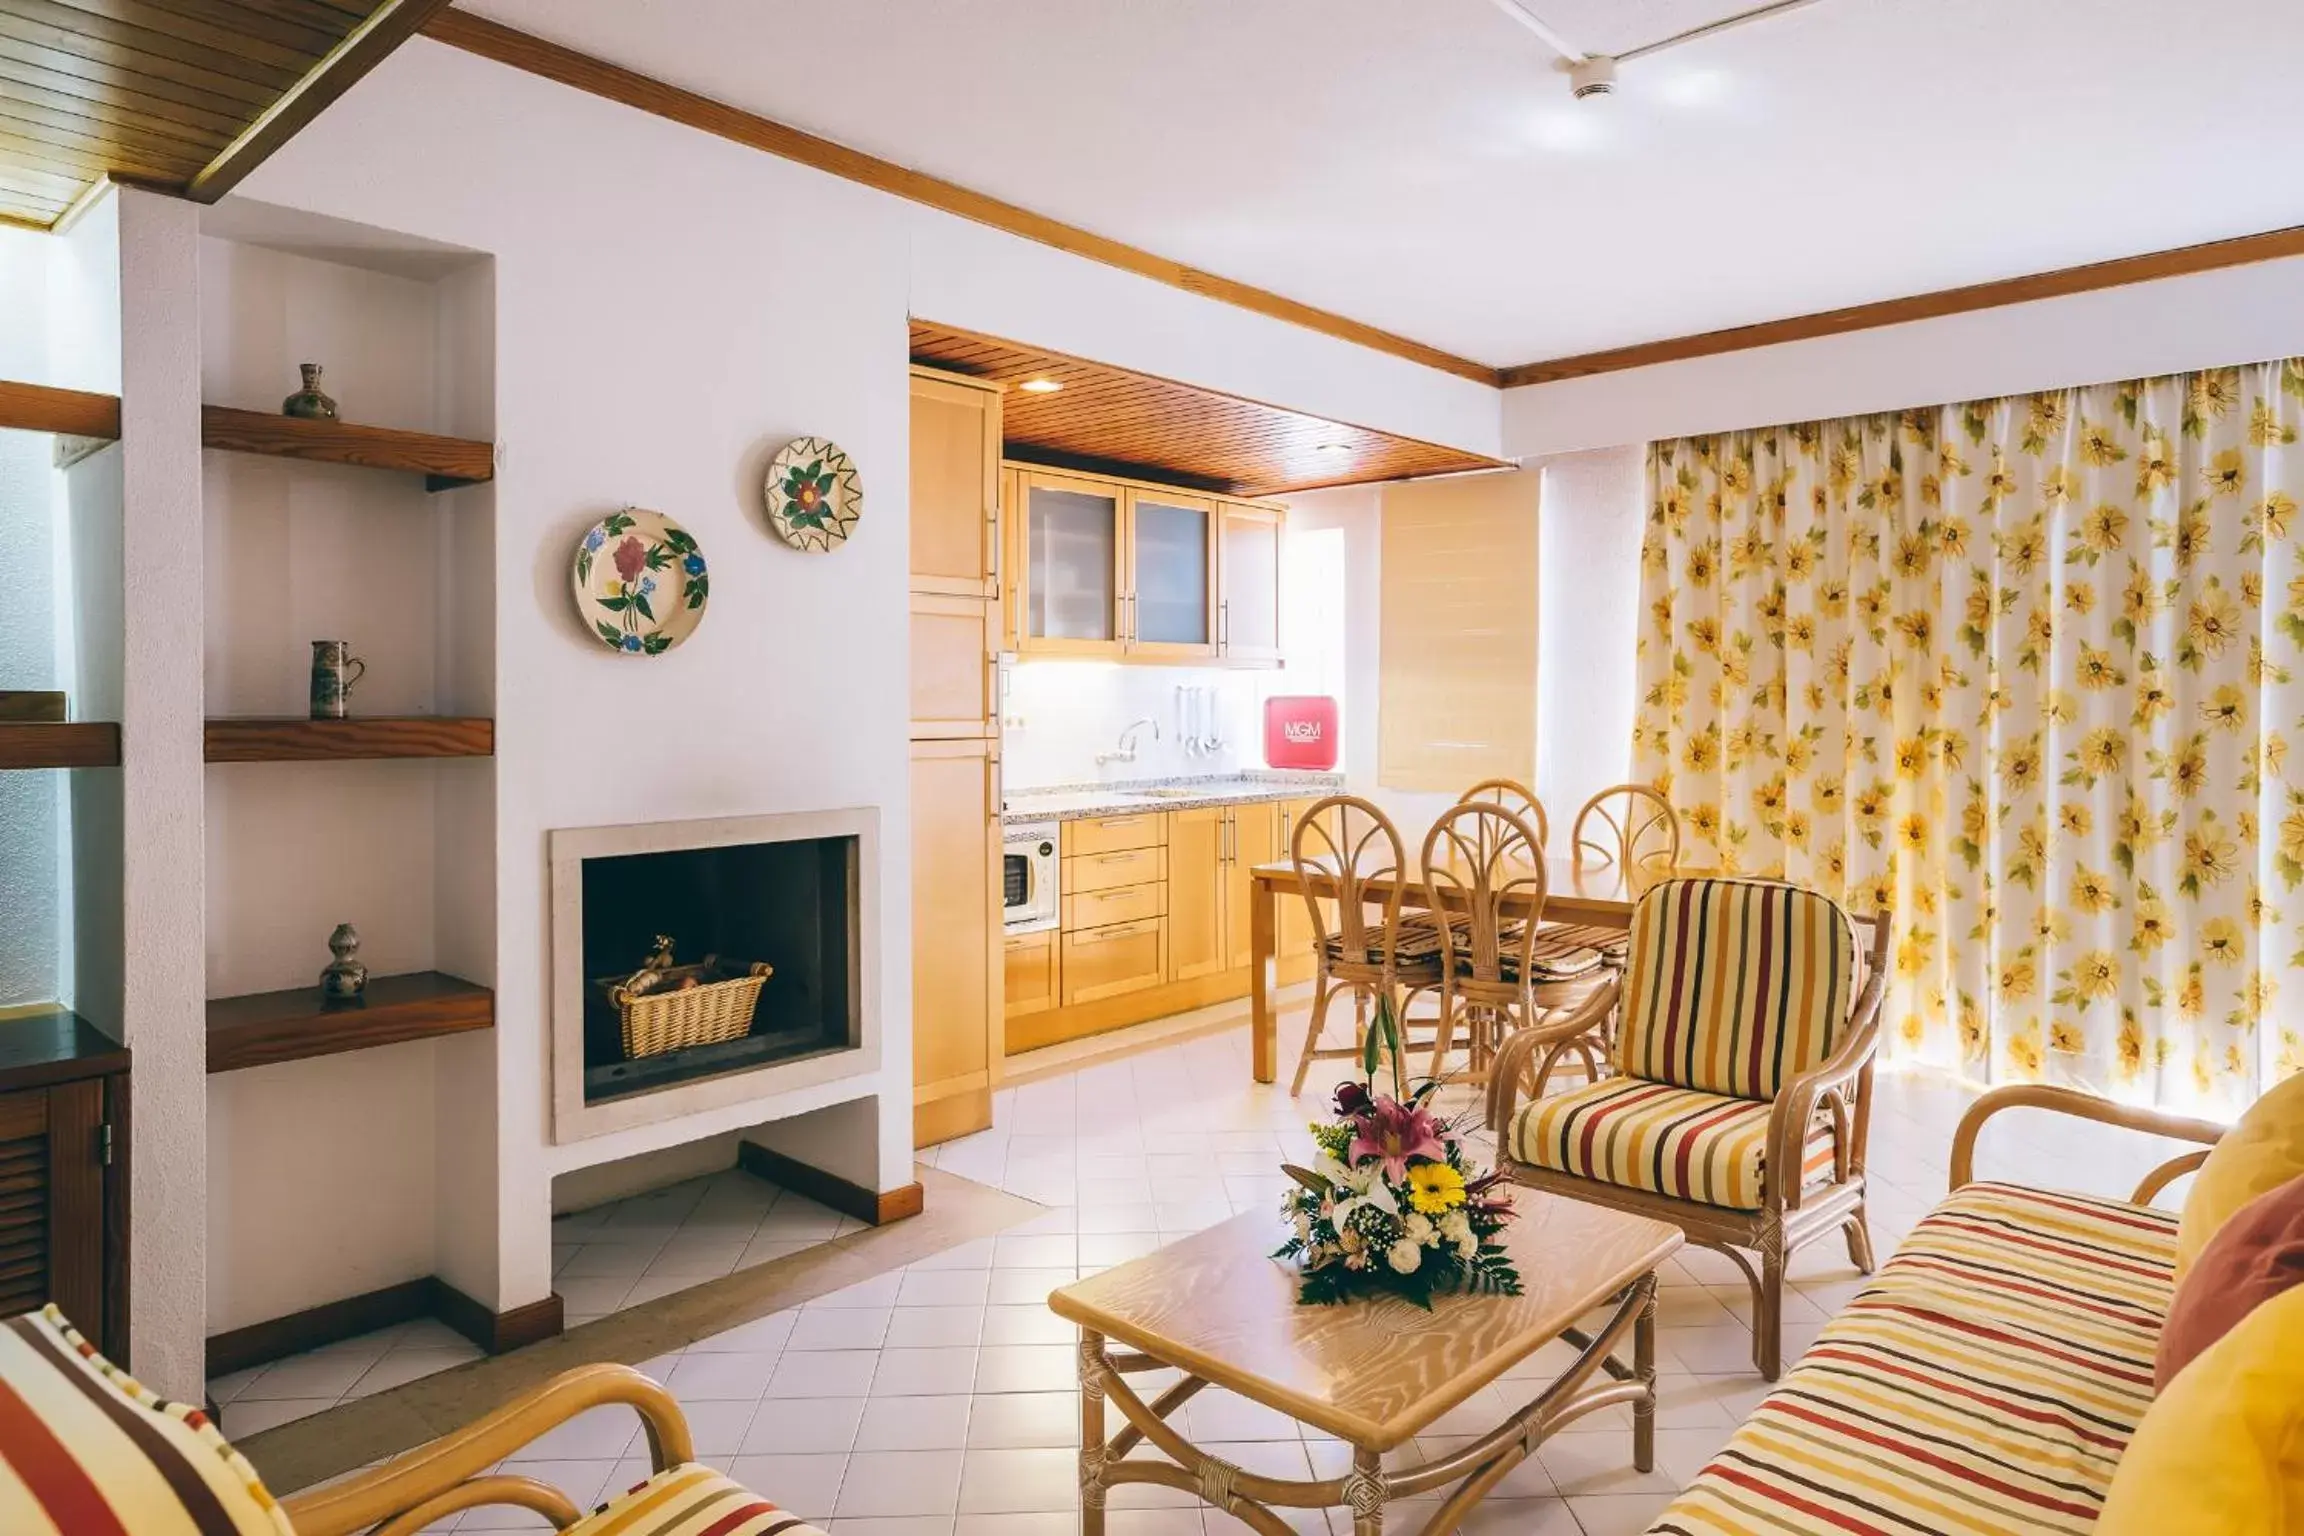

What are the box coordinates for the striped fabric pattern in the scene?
[0,1305,290,1536]
[1645,1181,2179,1536]
[570,1463,825,1536]
[1508,1076,1837,1210]
[1618,877,1857,1100]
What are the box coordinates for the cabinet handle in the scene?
[1095,851,1143,865]
[1094,817,1145,830]
[1219,598,1230,654]
[987,753,1002,824]
[1075,919,1156,944]
[1221,809,1234,863]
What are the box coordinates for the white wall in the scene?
[1533,448,1643,822]
[224,36,1501,1317]
[1002,661,1268,790]
[1503,254,2304,459]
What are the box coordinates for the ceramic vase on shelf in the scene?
[282,363,338,420]
[309,639,366,719]
[319,923,368,1000]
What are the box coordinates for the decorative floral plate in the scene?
[572,507,708,656]
[763,437,863,552]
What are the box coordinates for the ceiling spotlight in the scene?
[1316,443,1353,455]
[1568,55,1618,99]
[1019,378,1063,394]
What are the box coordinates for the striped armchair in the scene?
[0,1304,822,1536]
[1488,876,1890,1379]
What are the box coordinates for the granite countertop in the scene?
[1002,772,1342,826]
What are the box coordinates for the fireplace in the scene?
[549,809,880,1142]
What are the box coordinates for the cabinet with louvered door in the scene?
[0,1079,111,1348]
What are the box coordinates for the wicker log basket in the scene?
[596,935,771,1060]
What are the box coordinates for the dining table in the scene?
[1244,852,1661,1083]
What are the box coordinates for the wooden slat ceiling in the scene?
[0,0,448,229]
[910,320,1505,498]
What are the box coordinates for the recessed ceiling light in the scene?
[1018,378,1063,394]
[1316,443,1353,454]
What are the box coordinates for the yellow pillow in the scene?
[2096,1281,2304,1535]
[2176,1070,2304,1281]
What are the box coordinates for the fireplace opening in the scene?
[579,835,858,1105]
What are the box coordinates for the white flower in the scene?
[1403,1213,1435,1246]
[1387,1239,1423,1274]
[1293,1211,1312,1241]
[1456,1232,1478,1260]
[1438,1211,1472,1245]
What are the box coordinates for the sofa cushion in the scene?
[1508,1076,1837,1210]
[2175,1067,2304,1281]
[0,1305,292,1536]
[1617,877,1858,1100]
[2098,1282,2304,1536]
[1644,1181,2177,1535]
[2157,1172,2304,1389]
[569,1463,824,1535]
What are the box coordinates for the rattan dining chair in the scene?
[1489,876,1890,1380]
[1285,794,1450,1096]
[1456,777,1550,851]
[1545,783,1684,967]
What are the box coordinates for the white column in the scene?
[114,186,206,1400]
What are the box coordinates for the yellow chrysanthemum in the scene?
[1406,1162,1466,1215]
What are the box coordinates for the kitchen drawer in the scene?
[1003,930,1057,1017]
[1064,879,1163,930]
[1066,845,1166,893]
[1061,918,1166,1006]
[1063,813,1164,857]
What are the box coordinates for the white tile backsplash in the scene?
[1002,660,1292,790]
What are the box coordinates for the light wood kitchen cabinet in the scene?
[1062,813,1164,857]
[909,737,1001,1143]
[1273,796,1329,985]
[1017,469,1124,655]
[1126,489,1216,661]
[909,590,997,739]
[1066,844,1165,894]
[909,368,1001,598]
[1003,930,1057,1018]
[1061,918,1167,1006]
[1217,503,1284,666]
[910,367,1003,1145]
[1226,801,1283,971]
[1064,881,1162,930]
[1165,806,1229,982]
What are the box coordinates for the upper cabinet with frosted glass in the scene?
[1005,463,1281,667]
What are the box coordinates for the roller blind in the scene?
[1378,470,1539,793]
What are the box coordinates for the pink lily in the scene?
[1349,1096,1447,1181]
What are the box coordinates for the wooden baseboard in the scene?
[914,1086,992,1148]
[738,1140,924,1226]
[206,1277,565,1376]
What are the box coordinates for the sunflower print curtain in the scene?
[1632,360,2304,1116]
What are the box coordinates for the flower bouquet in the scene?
[1275,997,1522,1307]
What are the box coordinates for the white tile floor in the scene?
[209,1170,860,1437]
[256,1009,2211,1534]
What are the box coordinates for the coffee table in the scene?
[1047,1192,1682,1534]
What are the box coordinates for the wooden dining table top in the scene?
[1248,852,1663,925]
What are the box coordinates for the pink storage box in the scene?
[1264,695,1338,770]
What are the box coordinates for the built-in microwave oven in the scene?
[1003,819,1060,934]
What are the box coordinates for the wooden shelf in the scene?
[0,722,121,770]
[0,1007,128,1094]
[207,972,494,1074]
[205,717,493,763]
[201,406,494,491]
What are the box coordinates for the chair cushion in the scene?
[1617,876,1858,1100]
[1508,1076,1836,1210]
[2099,1282,2304,1536]
[2174,1067,2304,1281]
[0,1305,292,1536]
[1643,1181,2178,1536]
[2157,1172,2304,1389]
[571,1463,824,1535]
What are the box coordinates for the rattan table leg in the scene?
[1634,1287,1657,1473]
[1349,1446,1386,1534]
[1079,1330,1107,1536]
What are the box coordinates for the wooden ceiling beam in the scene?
[184,0,456,201]
[1499,222,2304,387]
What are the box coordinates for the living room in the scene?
[0,3,2299,1533]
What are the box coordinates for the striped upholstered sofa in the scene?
[1643,1083,2226,1535]
[0,1304,824,1536]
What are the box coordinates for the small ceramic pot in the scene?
[309,640,366,720]
[283,363,338,420]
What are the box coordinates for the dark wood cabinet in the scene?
[0,1011,129,1360]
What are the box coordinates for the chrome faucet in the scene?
[1097,717,1160,767]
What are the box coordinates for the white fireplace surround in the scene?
[548,807,881,1144]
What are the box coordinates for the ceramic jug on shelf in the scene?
[309,640,366,720]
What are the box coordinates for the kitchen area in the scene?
[907,323,1499,1146]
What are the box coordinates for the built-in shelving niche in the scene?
[197,205,502,1354]
[0,399,127,1060]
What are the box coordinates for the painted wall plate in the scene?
[764,436,863,552]
[572,507,709,655]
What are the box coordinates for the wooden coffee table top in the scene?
[1048,1193,1681,1450]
